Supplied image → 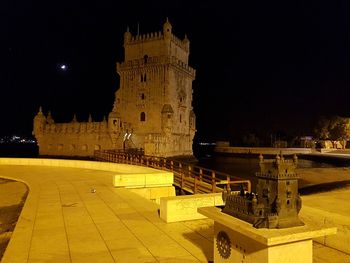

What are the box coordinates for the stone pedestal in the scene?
[198,207,337,263]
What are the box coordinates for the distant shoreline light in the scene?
[0,135,36,144]
[198,142,216,146]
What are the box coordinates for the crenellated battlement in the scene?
[258,153,298,175]
[126,30,189,51]
[255,172,300,180]
[129,31,164,43]
[42,121,108,135]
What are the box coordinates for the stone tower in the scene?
[115,18,196,157]
[33,19,196,158]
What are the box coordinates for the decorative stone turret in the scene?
[163,17,172,38]
[46,111,54,125]
[124,26,132,45]
[33,107,46,135]
[183,34,190,52]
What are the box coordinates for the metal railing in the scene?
[94,150,251,194]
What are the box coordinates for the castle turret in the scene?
[33,106,46,135]
[108,98,122,133]
[47,111,55,124]
[163,18,172,39]
[183,34,190,52]
[124,26,132,45]
[71,114,77,122]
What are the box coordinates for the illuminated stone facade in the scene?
[33,19,196,157]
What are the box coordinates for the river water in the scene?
[194,154,350,192]
[197,155,335,179]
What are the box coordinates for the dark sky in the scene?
[2,0,350,142]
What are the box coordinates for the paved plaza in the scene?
[0,160,349,262]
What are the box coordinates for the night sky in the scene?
[2,0,350,144]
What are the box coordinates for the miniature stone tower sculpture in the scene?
[222,154,304,229]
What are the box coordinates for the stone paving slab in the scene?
[0,165,212,263]
[0,162,349,262]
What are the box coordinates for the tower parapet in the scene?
[123,19,191,65]
[256,154,300,180]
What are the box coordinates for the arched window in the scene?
[141,93,145,100]
[144,73,147,82]
[140,112,146,122]
[144,55,148,64]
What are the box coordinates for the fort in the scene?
[33,19,196,158]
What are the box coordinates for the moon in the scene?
[59,64,67,71]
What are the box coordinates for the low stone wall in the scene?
[0,158,175,202]
[160,193,224,223]
[215,147,312,155]
[114,171,173,188]
[300,205,350,254]
[0,158,171,175]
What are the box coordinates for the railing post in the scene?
[179,163,184,189]
[170,160,174,171]
[188,165,193,193]
[194,176,197,194]
[212,171,216,193]
[227,175,230,192]
[247,180,251,193]
[198,168,203,192]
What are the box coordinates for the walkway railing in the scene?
[94,150,251,194]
